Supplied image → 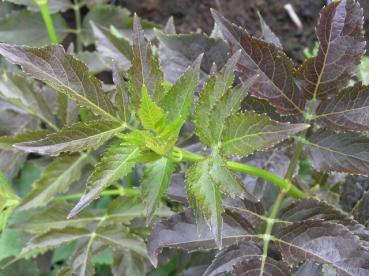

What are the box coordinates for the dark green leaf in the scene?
[142,157,175,223]
[0,10,67,46]
[68,144,140,218]
[15,121,125,156]
[4,0,71,13]
[295,0,365,99]
[0,44,118,121]
[91,22,132,70]
[186,159,224,247]
[16,154,87,211]
[128,15,163,107]
[112,251,147,276]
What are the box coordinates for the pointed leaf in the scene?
[17,154,87,211]
[18,228,90,259]
[138,86,166,131]
[68,144,140,218]
[112,251,147,276]
[296,0,365,99]
[195,51,242,145]
[128,15,163,107]
[257,12,282,49]
[186,159,224,247]
[4,0,71,13]
[147,209,254,267]
[69,235,96,276]
[220,112,309,157]
[0,130,50,150]
[161,54,202,123]
[155,29,228,83]
[0,10,68,46]
[0,44,118,121]
[212,10,305,115]
[91,22,132,70]
[15,121,125,156]
[274,221,369,275]
[316,83,369,131]
[303,130,369,174]
[142,157,175,223]
[96,225,147,256]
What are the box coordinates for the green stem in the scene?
[73,0,82,52]
[34,0,59,44]
[260,190,286,272]
[172,147,306,199]
[53,187,140,202]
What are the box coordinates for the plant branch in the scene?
[34,0,59,44]
[53,187,141,201]
[171,147,306,199]
[73,0,83,52]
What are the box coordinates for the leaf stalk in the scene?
[34,0,59,44]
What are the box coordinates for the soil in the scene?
[118,0,369,63]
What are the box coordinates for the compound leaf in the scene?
[220,112,309,157]
[0,44,118,121]
[15,121,125,156]
[316,83,369,132]
[68,144,140,218]
[142,157,175,224]
[303,130,369,175]
[212,10,305,115]
[295,0,365,99]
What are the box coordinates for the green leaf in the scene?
[17,227,91,260]
[15,121,125,156]
[91,22,132,70]
[95,225,147,257]
[0,172,19,231]
[139,86,166,131]
[16,154,87,212]
[4,0,71,13]
[0,71,55,129]
[0,228,30,262]
[0,44,118,122]
[142,157,175,223]
[0,10,67,46]
[0,130,50,150]
[161,54,202,123]
[186,159,224,248]
[209,151,246,198]
[303,130,369,175]
[68,144,140,218]
[220,112,309,157]
[212,10,305,115]
[112,251,147,276]
[358,56,369,85]
[316,83,369,132]
[128,15,164,108]
[295,0,365,99]
[194,51,242,146]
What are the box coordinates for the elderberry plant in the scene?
[0,0,369,275]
